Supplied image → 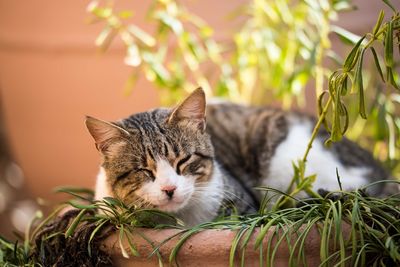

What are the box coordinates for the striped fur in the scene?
[86,88,389,225]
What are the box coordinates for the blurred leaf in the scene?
[124,44,141,67]
[387,67,400,90]
[127,25,156,47]
[384,21,394,68]
[370,47,385,82]
[91,6,113,19]
[373,10,385,37]
[332,25,363,45]
[382,0,397,13]
[118,10,133,19]
[354,48,367,119]
[119,226,130,258]
[95,27,117,51]
[343,36,365,72]
[65,209,87,238]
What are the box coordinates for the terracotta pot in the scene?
[103,225,349,267]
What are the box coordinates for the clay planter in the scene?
[103,225,340,267]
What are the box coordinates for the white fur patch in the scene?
[264,117,369,196]
[94,167,112,200]
[176,164,224,226]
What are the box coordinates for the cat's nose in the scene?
[161,185,176,199]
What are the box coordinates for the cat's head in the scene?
[85,88,215,213]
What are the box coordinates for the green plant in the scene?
[2,183,400,266]
[88,0,400,186]
[3,1,400,266]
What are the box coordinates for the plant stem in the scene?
[283,95,333,198]
[302,96,333,162]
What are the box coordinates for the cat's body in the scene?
[87,88,389,226]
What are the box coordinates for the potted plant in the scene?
[1,0,399,266]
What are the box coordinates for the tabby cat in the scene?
[86,88,390,226]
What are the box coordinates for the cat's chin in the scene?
[156,200,187,213]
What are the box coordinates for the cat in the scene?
[86,87,391,226]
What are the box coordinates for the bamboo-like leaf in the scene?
[382,0,397,12]
[384,21,394,68]
[128,25,156,47]
[343,36,365,72]
[340,74,348,96]
[68,201,97,210]
[332,25,362,45]
[229,228,247,267]
[65,209,87,238]
[387,67,400,90]
[353,47,367,119]
[95,26,117,51]
[331,86,343,141]
[124,229,140,257]
[370,47,385,82]
[88,219,108,256]
[119,226,130,258]
[373,10,385,37]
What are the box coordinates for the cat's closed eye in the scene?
[176,155,192,175]
[136,168,155,181]
[116,171,131,181]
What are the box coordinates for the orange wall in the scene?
[0,0,393,201]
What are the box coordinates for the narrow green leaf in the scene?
[169,228,202,263]
[343,36,365,72]
[88,219,108,256]
[331,87,343,141]
[65,209,87,238]
[382,0,397,12]
[124,229,140,257]
[119,226,130,258]
[340,74,348,96]
[373,10,385,37]
[370,47,385,82]
[384,21,393,68]
[229,228,247,267]
[387,67,400,90]
[339,102,349,134]
[67,201,97,210]
[332,25,362,45]
[353,47,367,119]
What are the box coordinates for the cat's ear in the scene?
[168,87,206,132]
[85,116,130,153]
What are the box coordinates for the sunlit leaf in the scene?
[65,209,87,238]
[343,36,365,72]
[384,21,394,68]
[372,10,385,37]
[124,44,141,67]
[95,27,117,51]
[332,25,363,45]
[382,0,397,13]
[387,67,400,90]
[118,10,133,19]
[370,47,385,82]
[353,48,367,119]
[127,25,156,47]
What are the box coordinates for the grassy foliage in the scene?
[2,1,399,266]
[2,184,400,266]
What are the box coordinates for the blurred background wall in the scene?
[0,0,394,235]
